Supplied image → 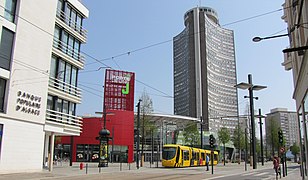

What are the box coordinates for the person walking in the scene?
[206,154,209,171]
[273,156,281,179]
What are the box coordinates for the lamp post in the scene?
[136,99,142,169]
[200,116,203,149]
[252,33,289,42]
[235,74,267,169]
[252,31,308,54]
[255,109,265,166]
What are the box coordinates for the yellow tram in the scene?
[162,144,219,168]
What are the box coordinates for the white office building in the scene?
[0,0,88,173]
[173,7,238,135]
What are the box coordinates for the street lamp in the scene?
[136,99,142,169]
[255,109,266,166]
[252,30,308,54]
[235,74,267,169]
[252,33,289,42]
[200,116,203,149]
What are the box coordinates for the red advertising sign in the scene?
[103,69,135,111]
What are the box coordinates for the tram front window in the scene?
[162,147,176,160]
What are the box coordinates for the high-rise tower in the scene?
[173,7,238,134]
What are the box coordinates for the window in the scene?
[65,4,71,25]
[54,27,81,61]
[47,94,76,116]
[68,36,74,56]
[53,26,61,48]
[50,55,78,87]
[76,14,82,32]
[61,31,68,54]
[47,95,54,110]
[0,78,6,112]
[57,0,64,12]
[0,27,14,70]
[71,67,77,87]
[4,0,17,22]
[50,56,57,79]
[55,0,85,36]
[73,40,80,60]
[70,9,76,29]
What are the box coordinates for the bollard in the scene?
[79,162,84,170]
[129,163,131,170]
[86,163,88,174]
[120,162,122,171]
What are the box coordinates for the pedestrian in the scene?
[206,154,209,171]
[273,156,281,179]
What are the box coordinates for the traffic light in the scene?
[278,130,283,144]
[209,134,215,148]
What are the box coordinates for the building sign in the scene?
[15,90,42,116]
[104,69,135,111]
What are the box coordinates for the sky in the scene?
[77,0,295,118]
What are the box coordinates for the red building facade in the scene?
[58,69,135,163]
[59,110,134,163]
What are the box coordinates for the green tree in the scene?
[266,117,280,156]
[256,139,261,157]
[290,142,300,163]
[232,126,245,163]
[139,90,155,166]
[218,127,230,166]
[183,122,200,146]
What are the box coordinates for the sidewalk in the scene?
[0,161,303,180]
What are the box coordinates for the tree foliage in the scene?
[266,117,280,156]
[183,122,200,146]
[232,126,245,150]
[139,90,155,135]
[218,127,230,165]
[290,142,300,162]
[138,90,156,158]
[218,127,230,145]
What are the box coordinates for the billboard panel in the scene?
[103,69,135,111]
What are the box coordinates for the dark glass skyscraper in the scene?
[173,7,238,133]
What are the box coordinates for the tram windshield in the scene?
[162,147,176,160]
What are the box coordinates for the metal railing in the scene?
[49,76,82,98]
[53,38,85,64]
[46,109,82,129]
[56,9,88,38]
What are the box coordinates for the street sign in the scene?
[280,147,285,153]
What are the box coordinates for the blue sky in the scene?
[77,0,295,118]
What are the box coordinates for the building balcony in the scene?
[282,49,293,71]
[45,109,82,135]
[48,77,82,104]
[56,9,87,43]
[52,40,84,69]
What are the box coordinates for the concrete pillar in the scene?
[43,134,49,167]
[49,133,55,172]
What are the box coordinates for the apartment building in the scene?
[265,108,299,148]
